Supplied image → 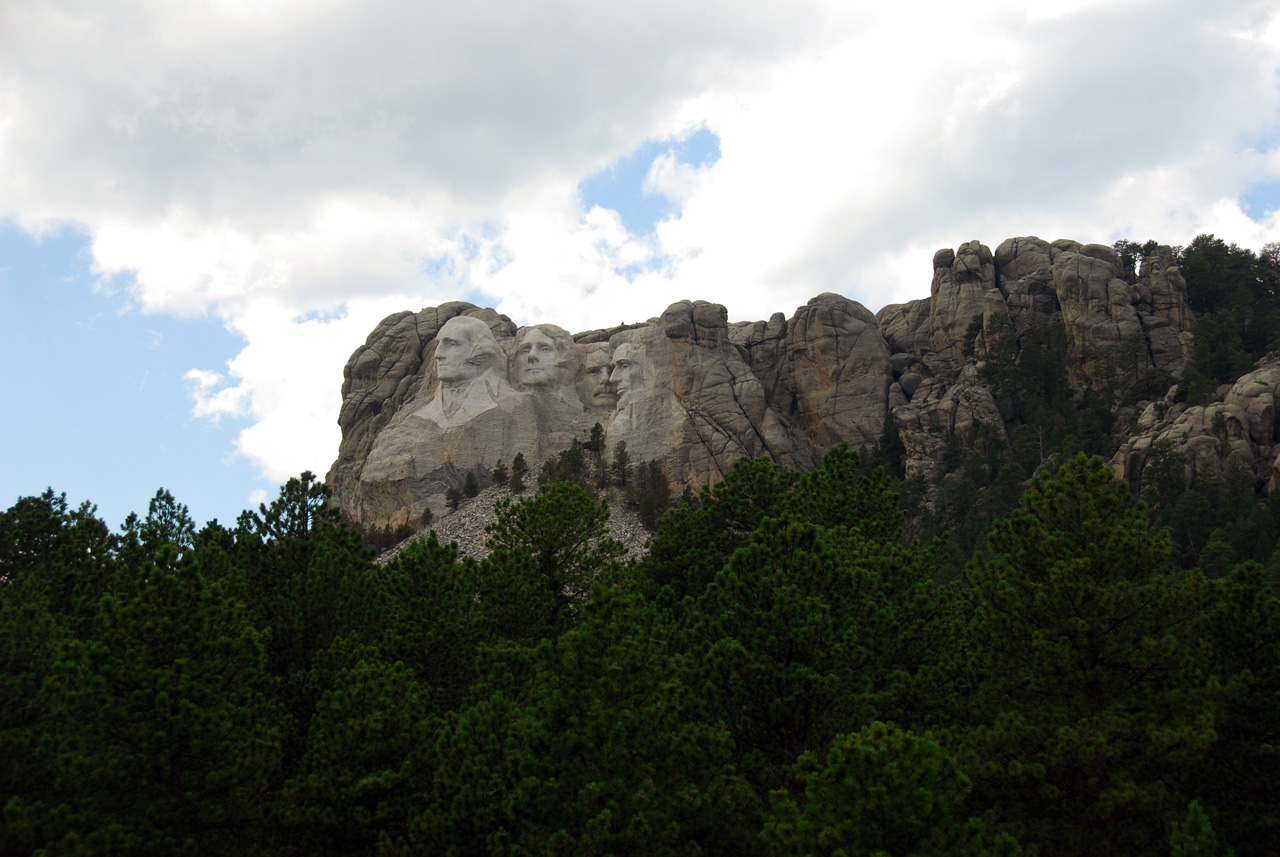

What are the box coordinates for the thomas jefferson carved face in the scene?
[609,343,648,408]
[434,316,499,384]
[578,343,617,409]
[511,324,579,392]
[516,328,557,387]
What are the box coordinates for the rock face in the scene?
[1109,356,1280,493]
[330,298,817,529]
[328,238,1221,529]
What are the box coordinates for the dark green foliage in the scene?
[611,440,631,487]
[445,486,463,511]
[484,482,627,627]
[1142,437,1190,520]
[1171,802,1234,857]
[957,455,1215,856]
[764,722,1011,857]
[0,489,116,615]
[6,432,1280,855]
[584,421,606,454]
[678,483,699,509]
[510,451,528,494]
[873,408,907,479]
[1114,238,1158,283]
[687,516,937,781]
[779,444,902,539]
[1191,563,1280,856]
[361,521,413,552]
[11,549,281,855]
[627,458,672,528]
[0,493,106,855]
[491,459,509,488]
[1177,235,1280,400]
[963,313,985,357]
[118,488,196,567]
[463,469,480,498]
[636,454,797,600]
[537,437,591,488]
[249,470,337,541]
[279,658,427,854]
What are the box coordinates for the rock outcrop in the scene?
[330,298,816,529]
[1110,356,1280,492]
[328,237,1231,530]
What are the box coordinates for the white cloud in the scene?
[184,368,250,420]
[643,153,709,207]
[184,296,417,481]
[3,0,1279,486]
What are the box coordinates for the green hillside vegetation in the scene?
[3,235,1279,855]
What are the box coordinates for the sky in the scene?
[2,0,1279,529]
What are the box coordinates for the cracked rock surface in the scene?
[329,238,1217,528]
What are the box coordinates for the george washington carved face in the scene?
[434,316,500,384]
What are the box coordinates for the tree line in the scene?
[2,448,1276,856]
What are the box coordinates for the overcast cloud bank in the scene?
[2,0,1278,484]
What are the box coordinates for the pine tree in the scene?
[14,547,281,855]
[510,452,528,494]
[957,454,1215,856]
[611,441,631,487]
[584,421,605,454]
[763,722,1009,856]
[1170,802,1233,857]
[637,455,796,600]
[484,483,627,626]
[1191,562,1280,856]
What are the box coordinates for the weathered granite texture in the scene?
[330,298,815,529]
[328,237,1227,529]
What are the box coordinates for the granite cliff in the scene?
[329,235,1277,531]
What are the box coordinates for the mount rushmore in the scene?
[329,235,1280,531]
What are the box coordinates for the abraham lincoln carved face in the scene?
[609,343,648,409]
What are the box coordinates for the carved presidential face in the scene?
[434,316,496,383]
[609,343,648,408]
[579,344,617,409]
[516,327,560,387]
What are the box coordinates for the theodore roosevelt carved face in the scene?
[578,343,617,409]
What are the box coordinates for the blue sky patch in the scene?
[0,222,273,529]
[579,126,721,236]
[1241,179,1280,221]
